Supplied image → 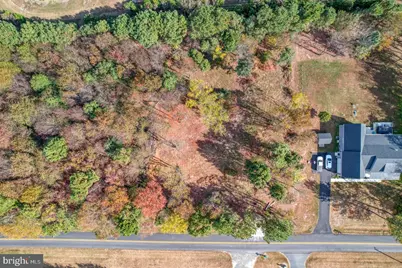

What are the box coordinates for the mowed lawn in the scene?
[0,248,232,268]
[306,252,402,268]
[298,59,386,123]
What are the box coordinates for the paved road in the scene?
[0,233,400,252]
[313,169,333,234]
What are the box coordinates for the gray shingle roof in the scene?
[340,124,402,179]
[343,124,365,152]
[342,151,364,178]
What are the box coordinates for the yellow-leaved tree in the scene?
[160,213,188,234]
[186,80,229,135]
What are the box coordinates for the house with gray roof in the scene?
[335,123,402,182]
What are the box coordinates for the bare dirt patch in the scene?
[330,182,401,234]
[306,252,402,268]
[0,248,232,268]
[254,252,290,268]
[154,104,222,182]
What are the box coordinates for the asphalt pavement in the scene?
[313,169,333,234]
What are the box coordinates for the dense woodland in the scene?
[0,0,401,242]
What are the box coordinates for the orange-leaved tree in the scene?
[133,180,166,218]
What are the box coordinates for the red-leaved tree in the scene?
[133,180,167,218]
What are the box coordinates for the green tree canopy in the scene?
[262,217,293,242]
[0,21,20,49]
[189,6,243,40]
[236,58,253,77]
[130,10,162,48]
[160,11,187,47]
[318,111,331,122]
[188,210,212,237]
[21,21,77,46]
[43,137,68,162]
[30,74,52,92]
[0,195,17,216]
[69,170,100,203]
[112,14,131,41]
[245,159,271,188]
[270,183,287,201]
[115,204,142,236]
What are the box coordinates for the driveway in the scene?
[313,169,332,234]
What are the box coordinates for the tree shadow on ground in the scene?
[361,43,402,131]
[26,4,125,24]
[304,179,330,202]
[330,182,399,221]
[316,115,351,152]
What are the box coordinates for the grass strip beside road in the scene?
[0,248,232,268]
[306,252,402,268]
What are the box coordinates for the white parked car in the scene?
[326,154,332,170]
[317,156,324,172]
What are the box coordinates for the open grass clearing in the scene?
[0,0,124,19]
[0,248,232,268]
[306,252,402,268]
[254,252,289,268]
[299,59,386,124]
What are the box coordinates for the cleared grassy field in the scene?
[306,252,402,268]
[0,0,124,19]
[331,182,400,235]
[0,248,232,268]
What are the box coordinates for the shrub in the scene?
[277,47,294,66]
[270,183,287,201]
[245,159,271,188]
[236,58,253,77]
[43,137,68,162]
[16,43,37,64]
[272,143,303,170]
[115,204,142,236]
[162,70,178,91]
[0,61,20,91]
[30,74,52,92]
[69,170,100,203]
[188,210,212,237]
[160,213,188,234]
[318,111,331,122]
[189,49,210,71]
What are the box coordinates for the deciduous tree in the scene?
[133,180,167,218]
